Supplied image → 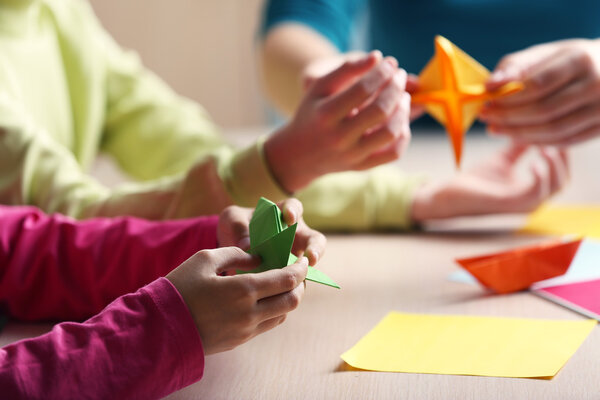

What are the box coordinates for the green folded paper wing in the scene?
[243,197,340,289]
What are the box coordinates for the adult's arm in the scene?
[0,205,218,321]
[260,0,365,114]
[0,278,205,399]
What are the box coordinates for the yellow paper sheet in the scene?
[341,312,596,378]
[521,205,600,239]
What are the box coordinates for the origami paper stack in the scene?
[412,35,523,167]
[455,239,582,294]
[244,197,340,289]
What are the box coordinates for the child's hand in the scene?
[264,52,412,193]
[410,144,569,221]
[166,247,308,355]
[481,39,600,145]
[217,198,326,266]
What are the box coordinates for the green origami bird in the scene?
[243,197,340,289]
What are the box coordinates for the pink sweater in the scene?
[0,206,219,399]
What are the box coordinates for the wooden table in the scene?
[2,131,600,399]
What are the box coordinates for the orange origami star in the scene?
[412,36,523,167]
[456,239,582,294]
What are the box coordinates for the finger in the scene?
[528,160,551,204]
[279,198,303,226]
[219,206,252,249]
[406,73,420,93]
[497,142,529,165]
[538,148,562,195]
[323,59,400,121]
[197,247,261,275]
[560,124,600,146]
[255,278,305,322]
[481,77,600,126]
[409,103,425,122]
[255,314,287,336]
[242,256,308,299]
[309,51,381,97]
[339,70,407,145]
[291,226,327,266]
[353,139,404,170]
[540,147,569,194]
[492,49,589,107]
[489,100,600,143]
[355,99,406,156]
[486,66,523,91]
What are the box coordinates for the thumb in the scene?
[486,65,522,91]
[210,247,261,275]
[309,51,381,97]
[405,73,420,94]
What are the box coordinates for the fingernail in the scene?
[385,56,398,68]
[370,50,382,60]
[301,256,309,265]
[382,60,395,74]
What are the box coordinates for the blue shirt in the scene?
[262,0,600,74]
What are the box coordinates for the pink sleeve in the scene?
[0,205,219,321]
[0,278,205,399]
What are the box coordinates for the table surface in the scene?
[2,131,600,399]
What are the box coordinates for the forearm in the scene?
[0,206,218,321]
[0,278,204,400]
[296,166,426,231]
[260,23,340,115]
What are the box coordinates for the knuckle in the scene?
[354,80,372,99]
[235,278,258,302]
[326,131,347,151]
[371,100,391,121]
[242,312,258,328]
[314,104,334,125]
[192,249,214,264]
[497,54,515,70]
[380,126,397,141]
[572,48,594,72]
[281,270,298,292]
[286,291,302,310]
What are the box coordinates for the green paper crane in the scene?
[243,197,340,289]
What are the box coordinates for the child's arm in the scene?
[0,278,205,399]
[1,244,312,399]
[0,206,218,321]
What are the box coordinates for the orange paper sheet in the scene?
[412,36,522,166]
[456,239,582,294]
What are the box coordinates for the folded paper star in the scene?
[412,35,523,167]
[242,197,340,289]
[455,239,582,294]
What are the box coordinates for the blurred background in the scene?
[90,0,267,129]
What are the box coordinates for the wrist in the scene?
[410,181,452,222]
[263,127,313,193]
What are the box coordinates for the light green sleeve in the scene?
[296,166,426,231]
[95,10,289,211]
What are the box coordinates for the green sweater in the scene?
[0,0,422,230]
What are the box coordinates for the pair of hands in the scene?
[265,38,598,220]
[411,38,598,219]
[167,199,326,355]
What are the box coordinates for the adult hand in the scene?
[167,247,308,354]
[410,144,569,221]
[264,51,412,192]
[217,198,326,265]
[481,39,600,145]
